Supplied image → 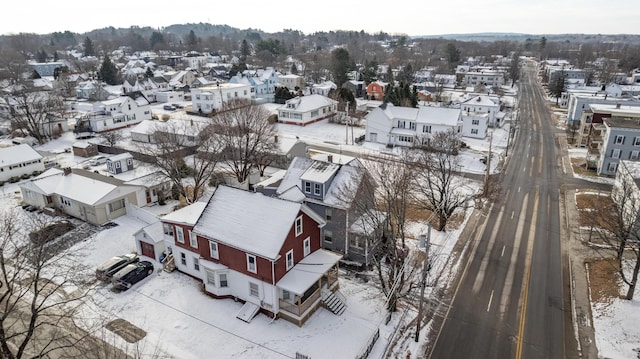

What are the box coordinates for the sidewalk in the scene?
[558,133,599,359]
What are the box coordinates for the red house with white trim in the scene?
[161,185,344,326]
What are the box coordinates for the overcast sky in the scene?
[2,0,637,37]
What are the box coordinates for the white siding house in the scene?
[190,83,252,114]
[0,144,45,182]
[365,103,462,147]
[277,95,337,126]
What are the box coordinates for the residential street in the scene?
[427,61,609,359]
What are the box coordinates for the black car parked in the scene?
[112,261,154,291]
[96,253,139,281]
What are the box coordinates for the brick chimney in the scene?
[63,167,72,176]
[327,154,333,163]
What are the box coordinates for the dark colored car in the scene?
[29,220,75,244]
[112,261,154,291]
[96,253,139,281]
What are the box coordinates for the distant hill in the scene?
[412,32,640,44]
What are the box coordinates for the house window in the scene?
[193,257,200,271]
[206,269,215,286]
[295,216,303,236]
[219,273,228,287]
[176,227,184,243]
[422,125,431,133]
[314,183,321,196]
[634,137,640,146]
[472,119,479,125]
[325,208,332,221]
[209,241,219,259]
[163,223,174,236]
[607,162,618,172]
[282,290,291,300]
[303,237,310,257]
[304,181,311,193]
[410,122,416,130]
[397,120,405,128]
[614,135,626,145]
[189,230,198,248]
[612,149,621,159]
[115,162,121,169]
[630,150,640,160]
[249,282,259,297]
[350,236,363,249]
[311,110,319,117]
[108,199,125,212]
[247,254,257,273]
[323,230,333,243]
[471,129,478,135]
[286,250,294,271]
[180,252,186,265]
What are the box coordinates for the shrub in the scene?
[9,176,20,183]
[32,170,42,176]
[20,173,31,179]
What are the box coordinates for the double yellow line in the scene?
[515,188,539,359]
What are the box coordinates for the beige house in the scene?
[19,168,143,225]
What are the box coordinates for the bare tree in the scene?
[3,89,66,143]
[213,100,277,186]
[587,166,640,300]
[141,119,224,204]
[0,210,99,359]
[100,130,123,148]
[353,153,416,311]
[412,130,476,231]
[565,120,580,145]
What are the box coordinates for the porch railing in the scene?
[279,288,321,317]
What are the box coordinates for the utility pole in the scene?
[415,225,431,342]
[345,101,350,144]
[483,131,493,196]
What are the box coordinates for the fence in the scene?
[355,328,380,359]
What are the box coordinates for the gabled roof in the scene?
[0,144,42,167]
[161,201,207,226]
[279,94,337,113]
[19,168,139,206]
[462,95,499,107]
[192,186,325,260]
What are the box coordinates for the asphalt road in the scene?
[428,61,580,359]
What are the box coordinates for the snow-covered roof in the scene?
[136,221,165,244]
[130,120,157,135]
[276,157,315,195]
[0,144,42,167]
[161,202,207,225]
[416,106,461,126]
[300,160,340,183]
[279,95,337,113]
[278,186,306,203]
[276,249,342,295]
[193,186,322,260]
[108,152,133,162]
[124,171,168,188]
[323,162,363,208]
[102,97,127,106]
[20,168,139,206]
[462,95,499,107]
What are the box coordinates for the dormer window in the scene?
[314,183,321,196]
[304,181,311,193]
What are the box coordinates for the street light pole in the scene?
[415,225,431,342]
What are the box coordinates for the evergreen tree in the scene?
[241,39,251,60]
[290,63,298,75]
[53,51,59,61]
[145,67,154,78]
[36,49,47,63]
[185,30,197,49]
[445,43,461,67]
[83,37,95,57]
[98,55,119,85]
[150,31,165,49]
[331,47,351,86]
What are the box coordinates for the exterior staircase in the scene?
[322,289,347,316]
[162,253,176,272]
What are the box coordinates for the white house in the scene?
[461,113,489,139]
[190,83,253,114]
[277,95,338,126]
[460,95,501,127]
[19,168,143,225]
[0,144,45,182]
[73,94,152,135]
[365,103,462,147]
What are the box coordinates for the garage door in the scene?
[140,241,155,260]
